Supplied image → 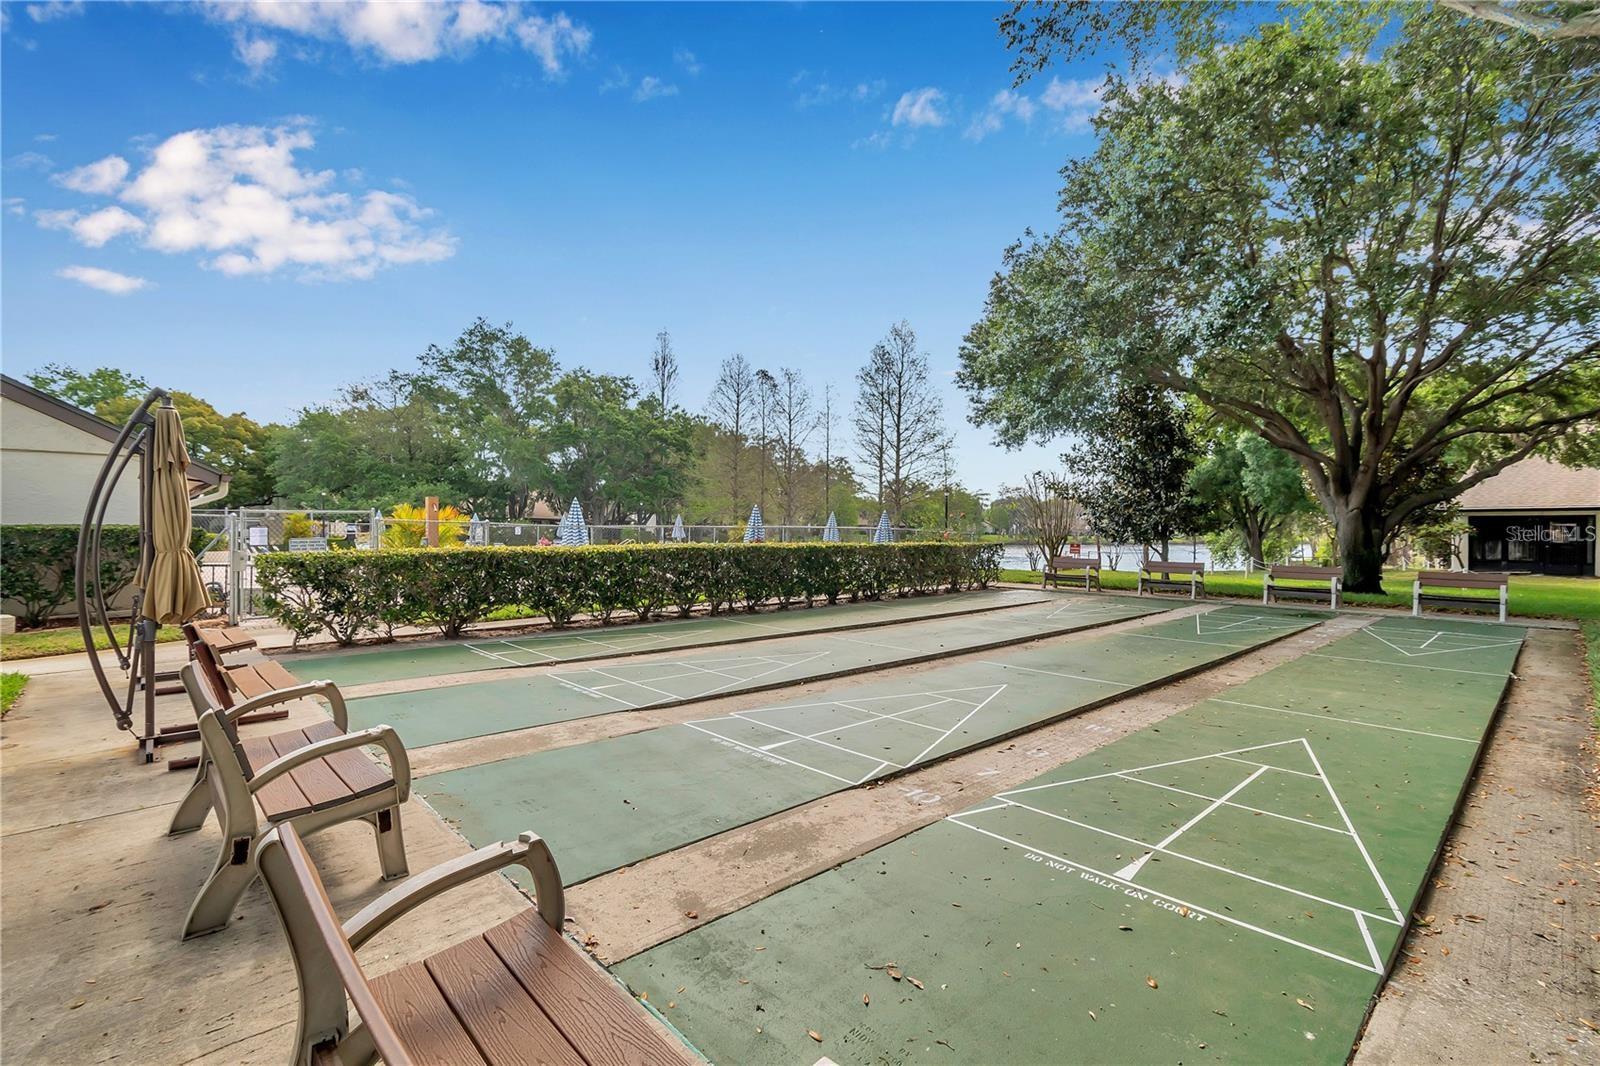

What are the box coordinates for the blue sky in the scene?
[1,1,1115,495]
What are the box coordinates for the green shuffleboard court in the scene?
[351,594,1170,748]
[614,617,1524,1065]
[290,588,1048,687]
[417,605,1327,889]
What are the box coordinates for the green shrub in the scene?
[254,541,1001,644]
[0,524,211,628]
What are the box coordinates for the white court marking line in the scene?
[1362,628,1521,660]
[1114,764,1269,880]
[1119,632,1258,650]
[682,722,858,785]
[823,633,920,653]
[1113,774,1348,835]
[1309,652,1511,678]
[550,674,640,709]
[989,736,1404,924]
[710,714,910,768]
[906,684,1009,765]
[1209,698,1477,744]
[1217,753,1318,778]
[972,660,1127,687]
[942,817,1385,974]
[684,684,997,727]
[986,794,1401,926]
[743,696,960,749]
[464,643,523,666]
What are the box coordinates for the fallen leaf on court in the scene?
[676,986,686,994]
[887,965,903,981]
[1088,1011,1097,1021]
[738,978,750,985]
[667,1002,677,1009]
[1178,906,1190,918]
[1146,976,1159,989]
[1503,875,1524,885]
[67,999,86,1010]
[754,946,767,951]
[1212,1009,1228,1017]
[808,1030,823,1043]
[936,1039,955,1050]
[86,900,113,913]
[908,977,925,990]
[1297,998,1315,1011]
[863,993,870,1006]
[1118,925,1133,932]
[1441,946,1451,956]
[685,910,698,919]
[1553,898,1566,905]
[1578,1018,1598,1032]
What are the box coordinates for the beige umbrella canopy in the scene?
[138,404,211,624]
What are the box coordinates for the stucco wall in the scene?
[1,396,140,525]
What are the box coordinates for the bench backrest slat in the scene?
[1141,559,1204,575]
[1050,556,1100,569]
[1269,565,1341,580]
[1417,570,1508,589]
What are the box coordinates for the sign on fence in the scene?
[287,537,330,553]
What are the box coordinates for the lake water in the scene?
[1000,542,1221,572]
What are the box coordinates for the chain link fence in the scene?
[196,507,935,621]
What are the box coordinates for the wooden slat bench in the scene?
[1137,558,1205,599]
[1263,564,1342,609]
[171,664,411,939]
[255,822,700,1066]
[1043,555,1101,592]
[187,620,258,656]
[1413,570,1509,623]
[183,624,303,705]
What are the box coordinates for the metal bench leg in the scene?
[1412,581,1421,617]
[183,834,257,939]
[168,763,214,836]
[370,807,408,882]
[1498,587,1507,624]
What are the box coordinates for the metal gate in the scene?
[194,507,377,622]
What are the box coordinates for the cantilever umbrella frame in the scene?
[75,390,283,764]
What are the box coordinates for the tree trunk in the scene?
[1335,507,1386,593]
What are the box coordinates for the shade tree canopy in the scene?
[962,3,1600,589]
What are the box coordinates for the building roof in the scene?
[1,373,228,497]
[1457,456,1600,512]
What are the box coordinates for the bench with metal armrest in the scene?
[1263,564,1342,609]
[255,822,700,1066]
[1137,557,1205,599]
[1412,570,1509,624]
[1043,555,1101,592]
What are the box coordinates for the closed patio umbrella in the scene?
[822,511,840,543]
[872,510,893,544]
[671,514,686,541]
[556,499,590,546]
[743,504,765,543]
[139,403,210,624]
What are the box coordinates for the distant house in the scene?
[1,373,229,526]
[1456,457,1599,577]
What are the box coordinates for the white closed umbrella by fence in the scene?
[556,499,590,546]
[743,505,765,543]
[672,514,686,542]
[872,511,893,544]
[823,511,840,543]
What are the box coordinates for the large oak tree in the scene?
[961,4,1600,590]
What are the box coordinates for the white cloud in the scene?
[26,1,84,23]
[200,1,590,76]
[233,32,279,77]
[633,76,678,102]
[5,151,55,171]
[1040,76,1106,132]
[36,204,146,246]
[39,122,455,282]
[673,47,701,76]
[4,197,26,216]
[891,87,946,129]
[57,265,151,295]
[793,72,884,109]
[53,154,130,195]
[965,89,1039,142]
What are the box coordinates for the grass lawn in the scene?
[1,672,27,716]
[1000,567,1600,622]
[1583,620,1600,724]
[1,624,185,661]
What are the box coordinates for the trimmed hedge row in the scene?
[255,541,1003,645]
[0,524,211,628]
